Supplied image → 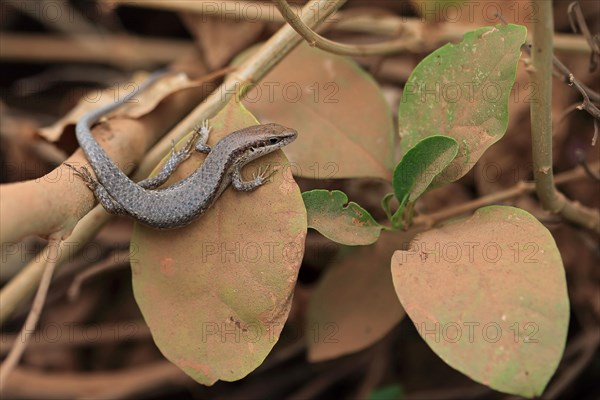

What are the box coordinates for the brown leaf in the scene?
[181,13,264,69]
[307,230,413,361]
[392,206,569,397]
[131,100,307,385]
[238,43,396,180]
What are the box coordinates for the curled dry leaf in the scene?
[38,71,197,142]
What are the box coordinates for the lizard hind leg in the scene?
[65,163,127,214]
[90,182,128,215]
[65,163,97,191]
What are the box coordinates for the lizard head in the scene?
[250,122,297,149]
[227,123,298,164]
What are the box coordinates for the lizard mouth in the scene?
[279,129,298,145]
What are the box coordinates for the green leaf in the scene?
[391,206,569,397]
[393,135,459,202]
[303,190,382,246]
[235,42,396,180]
[368,384,405,400]
[399,24,527,183]
[131,101,307,386]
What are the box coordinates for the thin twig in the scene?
[67,249,130,301]
[575,150,600,181]
[550,56,600,103]
[273,0,422,56]
[567,1,599,72]
[501,11,600,123]
[0,236,60,390]
[528,0,600,233]
[555,101,586,128]
[568,74,600,120]
[413,162,599,228]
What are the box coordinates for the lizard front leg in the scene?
[138,121,212,189]
[231,164,275,192]
[193,119,211,154]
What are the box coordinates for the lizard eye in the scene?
[269,137,280,145]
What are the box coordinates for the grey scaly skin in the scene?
[68,71,298,229]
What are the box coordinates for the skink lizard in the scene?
[68,71,297,229]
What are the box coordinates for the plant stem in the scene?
[273,0,421,55]
[529,0,599,233]
[530,0,555,203]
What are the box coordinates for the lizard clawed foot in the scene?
[65,163,97,190]
[192,120,212,154]
[252,164,276,183]
[166,124,206,165]
[199,119,211,134]
[174,127,202,161]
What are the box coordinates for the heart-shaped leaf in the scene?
[131,101,307,385]
[399,24,527,183]
[391,206,569,397]
[303,190,382,246]
[235,43,396,180]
